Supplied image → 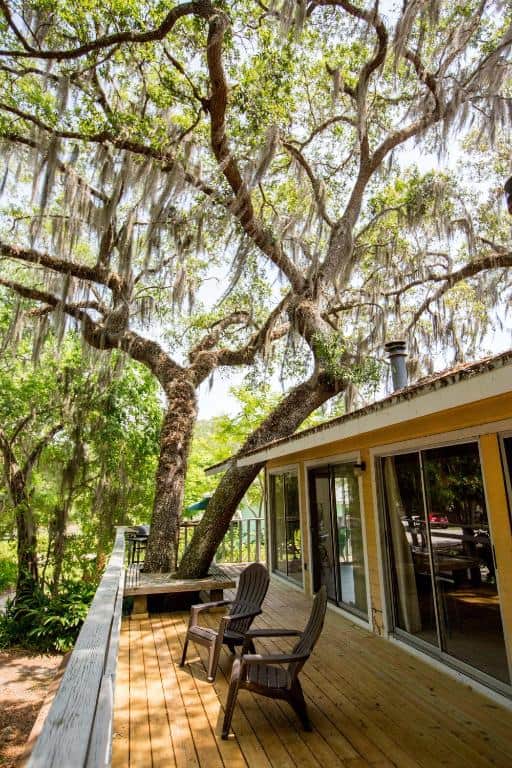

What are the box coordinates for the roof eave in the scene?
[236,359,512,467]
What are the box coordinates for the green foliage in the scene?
[312,331,382,387]
[185,385,279,515]
[0,579,97,652]
[0,540,17,592]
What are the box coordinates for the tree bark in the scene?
[0,444,39,599]
[177,370,343,578]
[144,373,198,572]
[50,502,69,597]
[15,496,39,598]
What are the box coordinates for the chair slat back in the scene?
[228,563,270,635]
[289,586,327,678]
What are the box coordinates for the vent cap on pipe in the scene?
[385,340,408,391]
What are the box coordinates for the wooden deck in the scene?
[112,569,512,768]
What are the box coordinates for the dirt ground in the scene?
[0,649,63,767]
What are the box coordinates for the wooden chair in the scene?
[222,585,327,739]
[180,562,270,682]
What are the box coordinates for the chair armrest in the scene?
[190,600,232,623]
[243,628,302,638]
[241,652,309,666]
[223,607,262,623]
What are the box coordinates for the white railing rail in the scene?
[27,527,126,768]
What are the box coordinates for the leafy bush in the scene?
[0,580,96,652]
[0,540,17,592]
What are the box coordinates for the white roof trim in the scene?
[204,459,233,476]
[237,362,512,467]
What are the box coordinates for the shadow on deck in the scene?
[112,567,512,768]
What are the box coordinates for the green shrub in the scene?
[0,580,96,652]
[0,540,17,592]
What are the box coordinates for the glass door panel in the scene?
[382,453,438,647]
[285,474,303,584]
[309,463,369,617]
[309,470,337,602]
[270,472,303,584]
[271,474,287,575]
[333,466,367,615]
[501,436,512,525]
[422,443,509,684]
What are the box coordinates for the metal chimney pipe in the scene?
[385,340,408,391]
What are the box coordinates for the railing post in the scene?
[256,518,261,563]
[238,521,243,563]
[247,519,251,563]
[229,524,234,563]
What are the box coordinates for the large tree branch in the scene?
[1,107,233,213]
[310,0,388,164]
[0,274,184,387]
[282,142,334,227]
[2,131,108,203]
[0,1,209,60]
[0,242,126,294]
[189,311,253,360]
[205,11,305,292]
[23,424,63,476]
[10,414,34,444]
[0,427,17,471]
[189,294,291,381]
[407,251,512,330]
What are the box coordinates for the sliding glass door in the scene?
[309,463,368,618]
[269,470,303,585]
[381,441,510,687]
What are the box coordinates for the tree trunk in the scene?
[144,374,198,572]
[13,489,39,600]
[177,370,343,578]
[50,502,68,597]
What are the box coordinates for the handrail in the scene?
[27,527,126,768]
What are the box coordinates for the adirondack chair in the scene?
[180,562,270,682]
[222,585,328,739]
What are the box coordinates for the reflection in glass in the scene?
[270,472,303,585]
[382,443,510,686]
[423,443,509,683]
[285,475,302,584]
[310,472,337,601]
[309,464,368,617]
[382,453,438,646]
[271,474,287,574]
[333,466,367,614]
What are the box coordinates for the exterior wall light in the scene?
[353,462,366,476]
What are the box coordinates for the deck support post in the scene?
[131,594,149,620]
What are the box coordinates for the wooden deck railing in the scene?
[179,517,266,564]
[213,517,266,564]
[27,527,126,768]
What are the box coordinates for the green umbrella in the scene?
[185,496,211,512]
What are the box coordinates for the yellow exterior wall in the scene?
[266,391,512,659]
[479,434,512,668]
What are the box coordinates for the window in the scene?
[381,442,510,687]
[269,471,303,585]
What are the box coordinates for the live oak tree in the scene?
[0,1,511,575]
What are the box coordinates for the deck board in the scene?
[113,570,512,768]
